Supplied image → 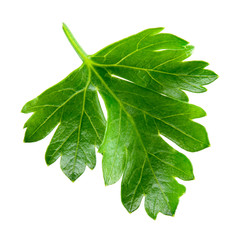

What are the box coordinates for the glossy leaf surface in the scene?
[22,24,217,219]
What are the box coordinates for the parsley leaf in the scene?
[22,24,217,219]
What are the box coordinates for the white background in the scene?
[0,0,239,239]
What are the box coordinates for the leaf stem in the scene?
[62,23,89,62]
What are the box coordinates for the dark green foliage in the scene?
[22,24,217,219]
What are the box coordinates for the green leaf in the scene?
[22,24,218,218]
[22,65,106,181]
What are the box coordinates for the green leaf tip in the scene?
[22,25,217,219]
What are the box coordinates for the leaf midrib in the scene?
[71,66,91,175]
[88,63,172,212]
[92,62,210,78]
